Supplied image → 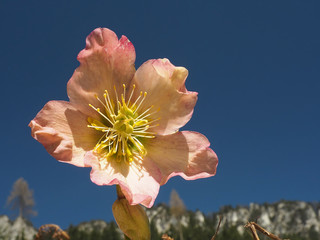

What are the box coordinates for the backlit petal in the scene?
[84,151,161,208]
[145,131,218,185]
[67,28,136,117]
[132,59,198,135]
[29,101,101,167]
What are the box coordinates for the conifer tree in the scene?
[6,178,37,219]
[169,189,186,240]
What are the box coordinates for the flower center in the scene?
[87,84,158,165]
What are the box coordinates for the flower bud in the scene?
[112,198,151,240]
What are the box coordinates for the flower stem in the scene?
[116,185,125,199]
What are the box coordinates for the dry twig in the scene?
[251,222,282,240]
[245,222,288,240]
[245,222,260,240]
[211,215,222,240]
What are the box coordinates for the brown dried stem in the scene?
[251,222,283,240]
[211,215,222,240]
[245,222,260,240]
[245,222,288,240]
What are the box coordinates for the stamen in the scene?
[132,127,153,133]
[131,91,143,108]
[89,104,114,126]
[135,108,160,121]
[88,84,157,166]
[94,94,108,111]
[94,132,108,150]
[133,92,147,114]
[121,94,126,107]
[122,84,126,101]
[102,138,114,146]
[104,92,116,121]
[133,134,155,138]
[127,84,135,105]
[131,136,147,155]
[132,126,149,132]
[128,136,144,154]
[121,136,126,155]
[136,105,154,120]
[114,85,120,112]
[87,125,106,129]
[116,136,121,153]
[145,123,160,129]
[135,117,160,127]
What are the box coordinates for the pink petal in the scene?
[67,28,136,117]
[84,151,161,208]
[132,59,198,135]
[145,131,218,185]
[29,101,101,167]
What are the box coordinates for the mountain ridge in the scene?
[1,200,319,240]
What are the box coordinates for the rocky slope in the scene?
[0,215,36,240]
[67,200,320,239]
[1,200,319,239]
[215,201,320,238]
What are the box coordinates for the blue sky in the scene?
[0,0,319,229]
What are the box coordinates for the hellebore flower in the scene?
[29,28,218,208]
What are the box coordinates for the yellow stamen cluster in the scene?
[87,84,159,164]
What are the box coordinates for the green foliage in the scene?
[104,222,121,240]
[308,226,319,240]
[14,231,27,240]
[282,234,308,240]
[0,227,8,240]
[249,208,262,221]
[280,226,320,240]
[150,220,162,240]
[67,222,121,240]
[215,226,247,240]
[180,212,213,240]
